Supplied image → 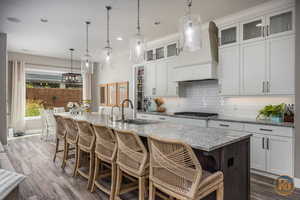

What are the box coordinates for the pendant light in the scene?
[81,21,94,74]
[102,6,112,64]
[179,0,202,52]
[62,49,82,83]
[129,0,145,64]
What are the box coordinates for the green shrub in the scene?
[26,99,44,117]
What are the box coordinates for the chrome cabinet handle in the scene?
[262,81,265,93]
[262,26,265,37]
[266,138,270,150]
[262,137,265,149]
[267,81,270,93]
[260,128,273,132]
[159,117,166,120]
[219,124,230,127]
[267,25,270,36]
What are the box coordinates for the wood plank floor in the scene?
[5,135,300,200]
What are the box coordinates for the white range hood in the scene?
[169,21,219,82]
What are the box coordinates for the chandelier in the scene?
[62,48,82,83]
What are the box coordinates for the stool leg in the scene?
[62,142,69,169]
[114,166,123,200]
[87,152,95,189]
[72,145,78,177]
[138,176,146,200]
[149,180,156,200]
[53,138,59,163]
[110,163,117,200]
[91,156,100,192]
[74,148,81,177]
[216,183,224,200]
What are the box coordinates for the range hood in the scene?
[169,21,219,82]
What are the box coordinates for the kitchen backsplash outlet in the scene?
[162,80,294,119]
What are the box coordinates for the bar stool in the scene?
[53,115,67,166]
[91,124,117,200]
[61,117,79,175]
[147,136,224,200]
[114,130,149,200]
[74,120,96,189]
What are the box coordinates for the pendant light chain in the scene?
[86,21,90,54]
[137,0,141,34]
[106,6,111,47]
[70,48,73,73]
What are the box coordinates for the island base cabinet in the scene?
[251,134,267,171]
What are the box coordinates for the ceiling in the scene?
[0,0,271,61]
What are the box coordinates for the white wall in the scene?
[0,33,7,145]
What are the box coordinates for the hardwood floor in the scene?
[5,135,300,200]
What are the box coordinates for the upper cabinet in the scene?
[241,17,265,43]
[146,41,178,62]
[219,25,238,47]
[266,8,294,38]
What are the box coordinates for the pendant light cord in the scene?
[85,21,90,54]
[106,6,111,47]
[186,0,192,14]
[70,48,74,73]
[137,0,141,33]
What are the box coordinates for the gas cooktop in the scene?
[173,112,218,118]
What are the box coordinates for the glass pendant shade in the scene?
[179,14,202,52]
[129,32,146,64]
[81,54,94,74]
[102,46,112,65]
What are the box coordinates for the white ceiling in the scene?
[0,0,271,61]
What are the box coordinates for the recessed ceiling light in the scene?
[6,17,21,23]
[116,37,123,41]
[40,18,48,23]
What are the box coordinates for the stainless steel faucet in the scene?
[110,105,120,121]
[121,99,134,121]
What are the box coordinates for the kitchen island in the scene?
[61,113,252,200]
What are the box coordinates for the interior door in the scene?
[251,134,267,171]
[144,62,156,96]
[267,35,295,95]
[241,40,266,95]
[267,136,293,176]
[219,45,240,95]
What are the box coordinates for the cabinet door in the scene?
[144,63,156,96]
[267,136,293,176]
[267,35,295,95]
[267,9,294,38]
[241,41,266,95]
[219,25,238,47]
[117,81,129,107]
[155,61,168,96]
[241,17,265,44]
[99,84,108,106]
[166,60,178,96]
[107,83,117,106]
[219,46,240,95]
[251,134,267,171]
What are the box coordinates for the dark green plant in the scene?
[257,103,285,119]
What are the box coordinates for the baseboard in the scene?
[294,177,300,188]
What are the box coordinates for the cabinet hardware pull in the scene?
[159,117,166,120]
[267,25,270,36]
[262,81,265,93]
[262,26,265,37]
[219,124,230,127]
[259,128,273,132]
[267,138,270,150]
[262,137,265,149]
[267,81,270,93]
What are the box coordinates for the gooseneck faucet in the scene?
[121,98,134,121]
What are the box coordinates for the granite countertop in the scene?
[138,112,294,128]
[60,113,252,152]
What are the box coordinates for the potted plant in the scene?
[257,103,285,123]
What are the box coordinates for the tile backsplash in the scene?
[162,80,294,119]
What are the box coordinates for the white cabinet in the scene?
[240,17,265,44]
[241,41,266,95]
[219,24,239,47]
[144,60,178,97]
[267,135,293,176]
[245,124,294,176]
[144,62,156,96]
[251,134,267,171]
[267,35,295,95]
[219,46,240,95]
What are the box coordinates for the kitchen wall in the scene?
[0,33,7,145]
[162,80,294,118]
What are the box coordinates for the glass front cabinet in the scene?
[241,17,265,43]
[219,25,238,47]
[267,9,294,38]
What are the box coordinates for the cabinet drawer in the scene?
[244,124,293,138]
[208,120,244,131]
[170,118,207,127]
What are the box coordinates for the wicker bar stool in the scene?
[114,130,149,200]
[148,136,224,200]
[53,115,67,166]
[91,124,117,200]
[61,117,79,175]
[74,120,96,189]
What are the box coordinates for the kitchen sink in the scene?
[116,119,158,125]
